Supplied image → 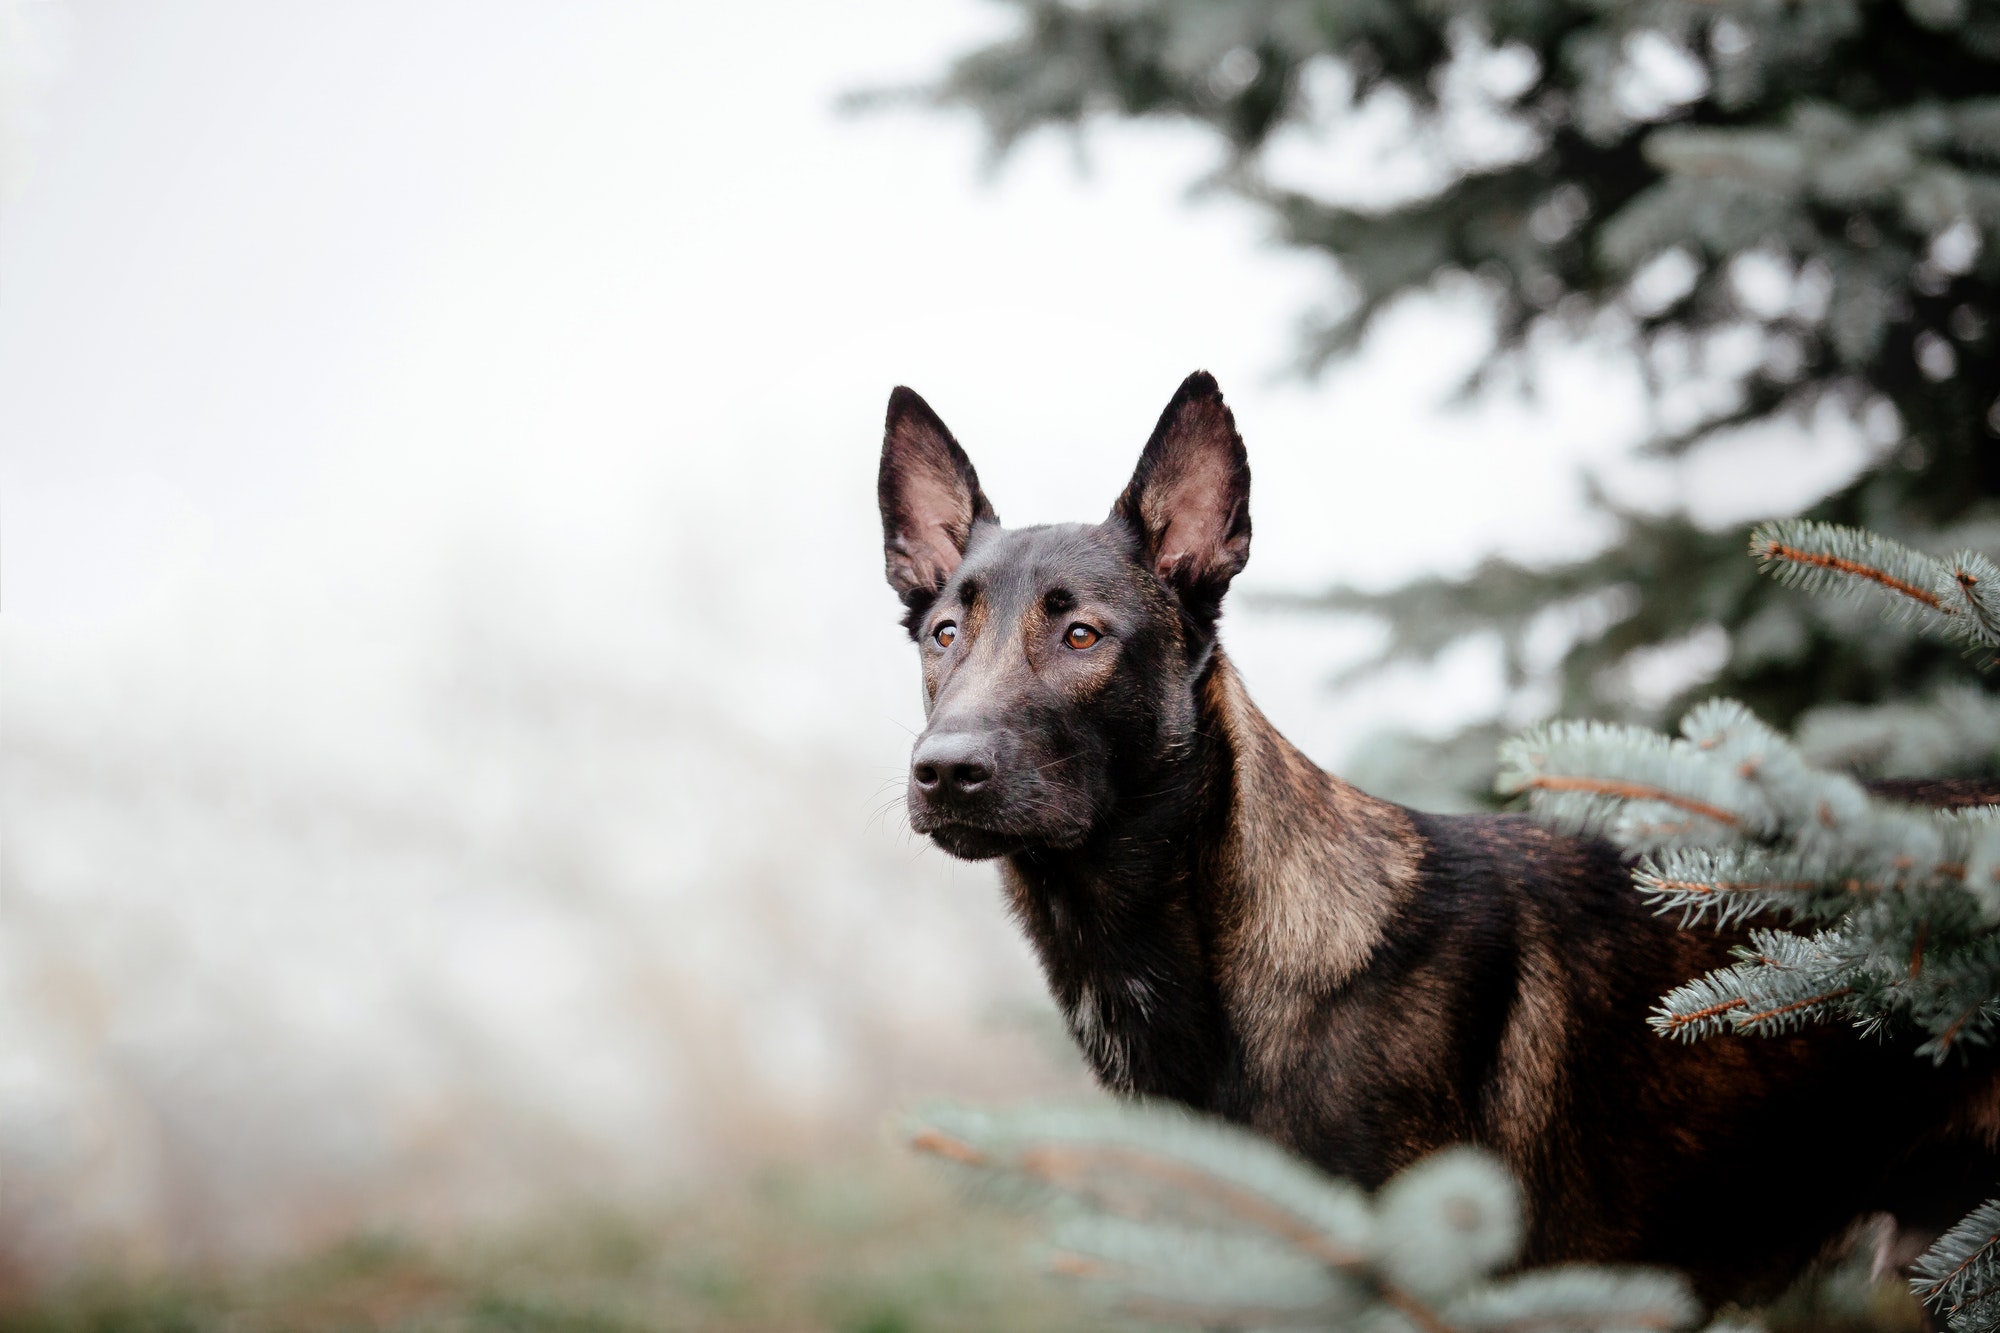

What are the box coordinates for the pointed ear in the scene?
[1112,371,1251,612]
[878,386,997,616]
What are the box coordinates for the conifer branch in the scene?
[1798,686,2000,778]
[1444,1268,1697,1331]
[1493,517,2000,1326]
[1750,520,2000,655]
[1914,1201,2000,1329]
[1636,848,1841,916]
[905,1103,1698,1332]
[1497,715,1780,846]
[1651,929,1861,1040]
[1513,775,1742,828]
[1754,531,1945,611]
[1013,1141,1370,1268]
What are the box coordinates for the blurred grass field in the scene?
[0,1150,1122,1333]
[0,1138,1940,1333]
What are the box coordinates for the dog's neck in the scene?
[999,651,1422,1108]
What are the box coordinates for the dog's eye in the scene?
[932,622,957,648]
[1065,623,1100,650]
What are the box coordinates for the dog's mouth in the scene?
[922,821,1029,861]
[909,807,1092,861]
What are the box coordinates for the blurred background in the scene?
[2,0,1993,1327]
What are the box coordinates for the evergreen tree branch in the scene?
[1651,928,1860,1040]
[906,1102,1698,1332]
[1751,520,2000,655]
[1634,847,1871,926]
[1914,1201,2000,1330]
[1443,1268,1698,1332]
[1753,520,1949,613]
[1496,713,1781,845]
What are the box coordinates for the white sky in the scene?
[0,0,1876,759]
[1,0,1634,744]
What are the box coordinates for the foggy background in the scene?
[0,0,1881,1278]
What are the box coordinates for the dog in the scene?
[877,370,2000,1304]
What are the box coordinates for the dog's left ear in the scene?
[1113,371,1251,616]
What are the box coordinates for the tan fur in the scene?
[1203,655,1421,1064]
[1484,931,1570,1176]
[921,594,992,710]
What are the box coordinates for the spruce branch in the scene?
[1504,664,2000,1058]
[1750,520,2000,655]
[905,1102,1699,1332]
[907,1102,1374,1260]
[1634,848,1869,927]
[1752,521,1945,609]
[1442,1268,1698,1332]
[1914,1200,2000,1330]
[1496,718,1774,847]
[1651,929,1858,1040]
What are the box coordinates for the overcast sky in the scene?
[0,1,1879,762]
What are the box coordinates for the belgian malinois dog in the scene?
[878,370,2000,1304]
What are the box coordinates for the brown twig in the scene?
[1760,540,1947,611]
[1377,1286,1462,1333]
[918,1129,1461,1332]
[1520,775,1740,826]
[1736,988,1854,1028]
[1487,1312,1687,1332]
[1914,1227,2000,1305]
[1656,995,1749,1033]
[909,1129,989,1166]
[1014,1143,1371,1269]
[1046,1251,1111,1279]
[1935,1003,1980,1054]
[1648,877,1823,897]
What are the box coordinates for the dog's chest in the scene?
[1001,859,1237,1103]
[1060,973,1160,1091]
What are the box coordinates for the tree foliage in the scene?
[1500,518,2000,1329]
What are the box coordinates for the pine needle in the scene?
[1913,1200,2000,1328]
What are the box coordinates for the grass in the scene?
[0,1152,1126,1333]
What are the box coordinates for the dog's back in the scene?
[1342,808,1995,1297]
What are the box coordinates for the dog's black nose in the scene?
[911,732,994,797]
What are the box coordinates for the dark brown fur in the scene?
[877,371,2000,1304]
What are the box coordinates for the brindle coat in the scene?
[877,371,2000,1303]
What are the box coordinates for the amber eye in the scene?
[1065,623,1100,650]
[932,621,957,648]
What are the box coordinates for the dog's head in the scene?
[879,372,1251,861]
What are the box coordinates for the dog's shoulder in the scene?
[1404,809,1620,894]
[1389,806,1738,1025]
[1400,808,1673,939]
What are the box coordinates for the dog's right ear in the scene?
[1112,371,1250,626]
[878,387,997,626]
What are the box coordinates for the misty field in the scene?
[0,1150,1125,1333]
